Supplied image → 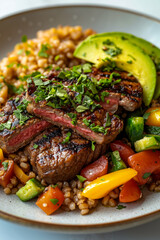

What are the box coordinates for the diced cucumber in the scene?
[134,136,160,152]
[16,178,45,202]
[145,125,160,135]
[111,150,127,171]
[125,117,144,144]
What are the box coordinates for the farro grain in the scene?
[79,203,88,210]
[102,195,110,206]
[108,198,117,207]
[69,202,76,211]
[4,187,11,194]
[80,209,89,215]
[11,187,18,194]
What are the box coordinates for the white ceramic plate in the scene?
[0,4,160,233]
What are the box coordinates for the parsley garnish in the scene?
[43,134,47,138]
[76,175,86,182]
[38,44,50,58]
[21,35,28,43]
[91,141,95,151]
[50,198,59,205]
[103,47,122,57]
[127,60,132,64]
[67,113,77,125]
[54,55,60,61]
[17,49,23,55]
[116,205,126,210]
[62,132,72,144]
[0,121,12,131]
[2,161,8,171]
[142,172,151,179]
[7,63,15,68]
[33,144,38,149]
[101,91,109,102]
[105,112,111,127]
[25,50,31,56]
[76,105,89,113]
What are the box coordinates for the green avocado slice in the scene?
[89,32,160,99]
[74,34,157,106]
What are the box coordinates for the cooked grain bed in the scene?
[0,25,95,106]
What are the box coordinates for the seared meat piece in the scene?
[27,103,123,144]
[0,95,50,153]
[88,68,143,111]
[47,67,143,112]
[26,68,124,144]
[25,127,108,183]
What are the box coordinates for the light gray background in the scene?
[0,0,160,239]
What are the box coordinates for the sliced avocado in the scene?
[90,32,160,99]
[74,34,157,106]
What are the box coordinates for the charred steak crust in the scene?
[0,95,50,153]
[25,127,108,183]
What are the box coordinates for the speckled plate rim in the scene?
[0,4,160,233]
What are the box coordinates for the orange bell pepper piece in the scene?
[36,185,64,215]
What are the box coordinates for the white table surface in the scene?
[0,0,160,239]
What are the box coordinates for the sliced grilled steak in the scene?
[0,95,50,153]
[26,67,125,144]
[25,127,108,183]
[47,66,143,112]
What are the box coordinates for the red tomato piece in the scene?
[80,156,108,181]
[0,160,14,188]
[128,150,160,185]
[36,186,64,215]
[119,179,142,203]
[110,140,135,165]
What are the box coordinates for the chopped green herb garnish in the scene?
[103,39,114,45]
[38,44,50,58]
[103,47,122,57]
[76,175,86,182]
[43,134,47,138]
[0,113,4,117]
[33,144,38,149]
[51,184,58,189]
[105,112,111,127]
[67,113,77,125]
[80,188,84,191]
[82,52,86,57]
[142,172,151,179]
[25,50,31,56]
[17,49,23,55]
[116,205,126,210]
[76,105,89,113]
[2,162,8,171]
[50,198,59,205]
[45,65,53,71]
[91,141,95,151]
[0,121,12,131]
[54,55,60,61]
[21,35,28,43]
[62,132,72,144]
[101,91,109,102]
[7,63,15,68]
[127,60,132,64]
[100,178,105,181]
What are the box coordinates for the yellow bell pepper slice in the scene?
[13,163,29,184]
[82,168,137,199]
[0,148,4,162]
[145,107,160,126]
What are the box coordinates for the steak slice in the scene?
[0,95,50,153]
[25,127,108,184]
[26,67,124,144]
[87,68,143,112]
[27,103,123,144]
[47,66,143,112]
